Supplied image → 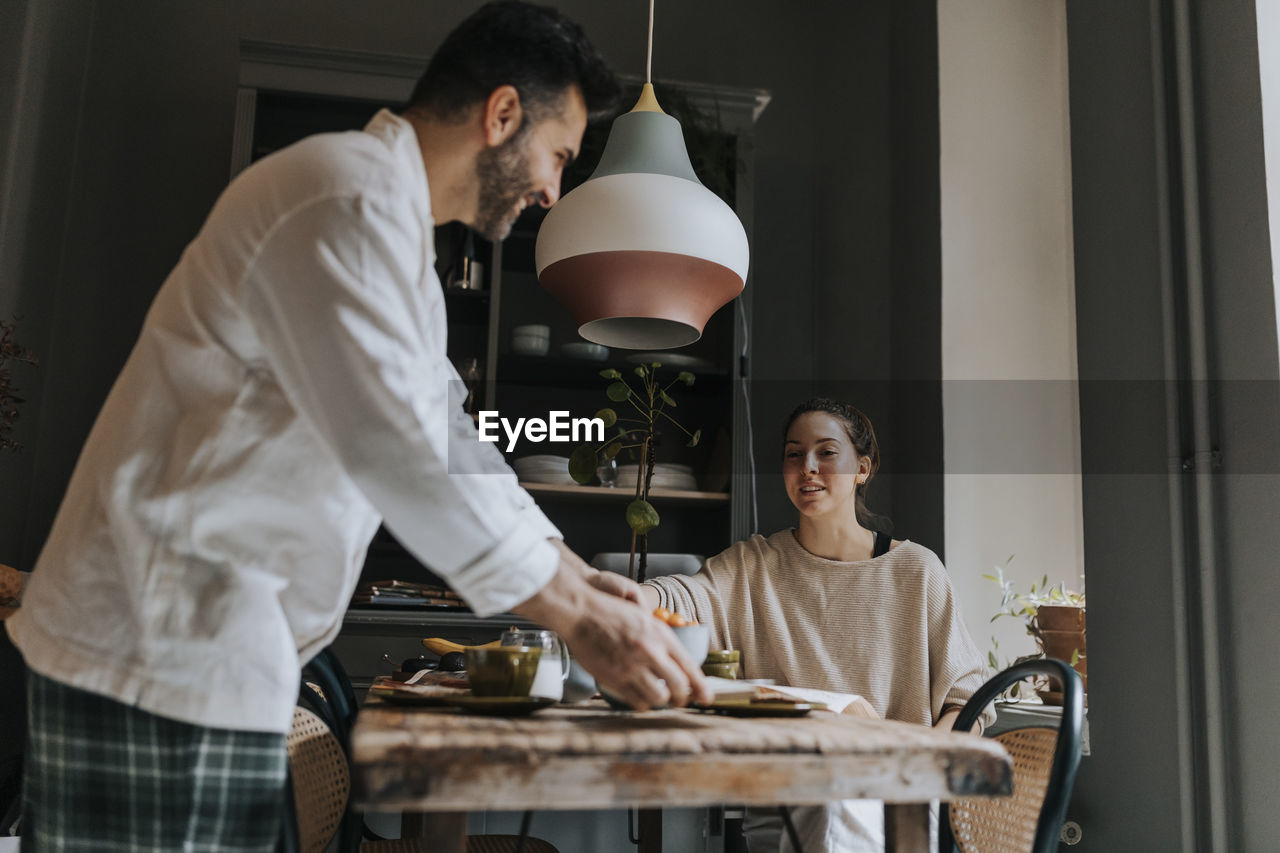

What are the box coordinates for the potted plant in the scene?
[986,559,1086,704]
[567,362,700,583]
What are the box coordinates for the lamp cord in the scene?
[737,296,759,535]
[646,0,654,83]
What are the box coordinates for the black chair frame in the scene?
[938,658,1084,853]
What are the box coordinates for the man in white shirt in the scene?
[7,2,710,849]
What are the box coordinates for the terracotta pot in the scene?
[1034,604,1085,632]
[1035,610,1087,703]
[1039,629,1086,662]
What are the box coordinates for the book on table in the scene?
[703,677,871,715]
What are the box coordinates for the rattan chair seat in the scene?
[949,726,1059,853]
[286,706,350,853]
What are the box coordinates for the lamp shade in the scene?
[536,85,749,350]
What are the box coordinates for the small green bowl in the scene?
[702,662,740,679]
[702,649,741,679]
[704,649,740,664]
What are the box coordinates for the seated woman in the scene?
[639,397,994,853]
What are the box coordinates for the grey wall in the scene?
[1195,3,1280,848]
[1068,1,1280,849]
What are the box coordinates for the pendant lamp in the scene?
[535,1,750,350]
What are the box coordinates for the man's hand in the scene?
[563,592,712,710]
[585,568,643,603]
[513,557,710,711]
[549,537,642,603]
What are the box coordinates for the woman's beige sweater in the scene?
[648,530,995,728]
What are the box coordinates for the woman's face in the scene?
[782,411,870,519]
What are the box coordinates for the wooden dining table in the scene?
[350,699,1011,853]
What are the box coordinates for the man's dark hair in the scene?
[407,1,619,126]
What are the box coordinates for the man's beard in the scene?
[473,129,535,241]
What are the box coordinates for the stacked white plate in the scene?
[615,463,698,491]
[511,454,576,485]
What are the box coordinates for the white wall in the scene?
[938,0,1084,666]
[1257,1,1280,367]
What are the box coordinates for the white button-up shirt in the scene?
[8,110,561,733]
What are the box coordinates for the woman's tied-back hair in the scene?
[784,397,889,532]
[407,1,620,126]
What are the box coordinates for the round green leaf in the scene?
[606,381,631,402]
[625,499,660,535]
[602,441,622,460]
[659,390,676,407]
[594,408,617,428]
[599,368,622,380]
[677,371,695,386]
[686,428,702,448]
[568,446,597,484]
[633,366,648,379]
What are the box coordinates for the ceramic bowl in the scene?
[561,341,609,361]
[511,334,549,356]
[562,657,598,703]
[511,324,550,356]
[702,649,741,679]
[670,623,710,666]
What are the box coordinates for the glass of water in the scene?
[595,454,618,488]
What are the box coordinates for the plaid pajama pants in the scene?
[21,671,288,852]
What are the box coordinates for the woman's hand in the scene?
[842,696,879,718]
[935,707,980,733]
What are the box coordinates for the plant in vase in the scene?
[567,362,700,584]
[986,558,1086,703]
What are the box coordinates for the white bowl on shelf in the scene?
[511,335,549,356]
[510,324,550,356]
[561,341,609,361]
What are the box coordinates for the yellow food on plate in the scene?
[421,637,502,656]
